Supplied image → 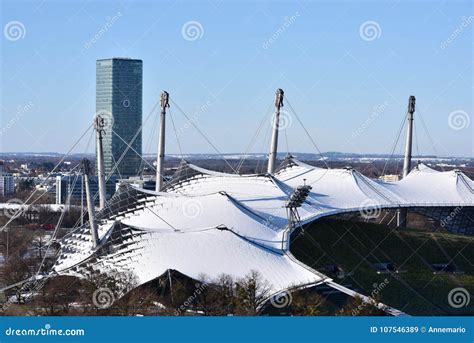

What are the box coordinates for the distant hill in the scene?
[1,152,472,164]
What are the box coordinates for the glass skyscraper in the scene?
[96,58,143,178]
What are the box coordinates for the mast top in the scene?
[94,113,106,133]
[275,88,284,108]
[82,159,91,175]
[408,95,416,114]
[160,91,170,109]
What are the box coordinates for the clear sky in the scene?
[1,0,472,157]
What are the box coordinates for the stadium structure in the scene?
[3,90,473,315]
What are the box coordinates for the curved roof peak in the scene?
[408,163,470,179]
[411,163,439,174]
[174,159,268,178]
[279,156,326,171]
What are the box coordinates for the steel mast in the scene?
[94,114,107,210]
[156,91,170,191]
[267,88,284,174]
[82,159,99,248]
[397,95,416,227]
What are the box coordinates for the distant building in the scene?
[96,58,143,178]
[117,176,156,192]
[0,173,14,196]
[379,174,400,182]
[0,161,14,196]
[56,175,117,205]
[56,175,88,205]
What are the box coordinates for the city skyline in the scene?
[0,0,472,158]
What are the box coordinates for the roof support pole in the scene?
[94,115,107,210]
[402,96,416,178]
[156,91,170,192]
[82,159,99,248]
[397,96,416,228]
[267,88,285,174]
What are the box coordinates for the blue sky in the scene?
[1,0,472,157]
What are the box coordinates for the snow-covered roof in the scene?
[54,221,324,294]
[165,158,474,226]
[53,182,328,295]
[379,164,474,206]
[275,158,474,213]
[52,157,473,312]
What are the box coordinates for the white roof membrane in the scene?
[52,158,473,315]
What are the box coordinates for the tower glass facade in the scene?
[96,58,143,178]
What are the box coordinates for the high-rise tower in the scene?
[96,58,143,178]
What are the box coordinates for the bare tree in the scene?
[33,276,80,315]
[289,291,328,316]
[235,270,272,315]
[2,257,33,304]
[110,285,161,316]
[212,273,237,315]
